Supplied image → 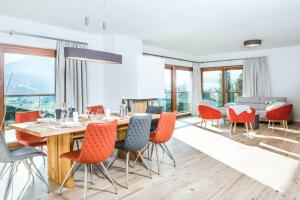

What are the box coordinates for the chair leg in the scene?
[107,149,119,169]
[22,160,35,183]
[150,142,154,161]
[272,121,275,128]
[217,120,220,128]
[4,162,16,200]
[84,164,88,200]
[134,142,151,165]
[162,143,176,167]
[205,120,207,128]
[39,147,46,166]
[268,120,271,130]
[76,139,80,150]
[99,162,118,194]
[0,163,7,179]
[90,165,93,184]
[285,120,289,129]
[245,123,249,133]
[249,123,253,132]
[282,120,286,131]
[155,143,160,175]
[28,158,49,192]
[137,151,152,178]
[59,162,76,195]
[125,152,129,189]
[229,122,233,133]
[233,122,236,134]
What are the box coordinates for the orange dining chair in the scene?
[198,104,223,128]
[148,112,177,175]
[87,105,105,115]
[74,105,105,149]
[15,111,47,149]
[227,107,256,134]
[59,120,118,200]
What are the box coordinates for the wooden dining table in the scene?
[9,114,160,188]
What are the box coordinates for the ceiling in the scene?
[1,0,300,55]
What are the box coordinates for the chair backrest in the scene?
[77,120,117,164]
[124,114,152,151]
[87,105,105,114]
[227,107,256,123]
[146,106,163,114]
[198,104,222,120]
[15,111,40,141]
[146,106,163,132]
[266,104,293,120]
[0,133,12,163]
[152,112,177,143]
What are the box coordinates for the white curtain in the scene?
[56,41,88,114]
[243,57,271,97]
[191,63,202,116]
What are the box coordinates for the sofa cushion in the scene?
[259,97,287,104]
[266,102,286,111]
[237,97,260,104]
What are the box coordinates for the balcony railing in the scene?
[5,94,55,125]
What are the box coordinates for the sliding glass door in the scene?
[202,70,223,107]
[225,69,243,103]
[158,65,192,114]
[201,66,243,106]
[176,70,192,113]
[158,69,172,112]
[0,44,56,144]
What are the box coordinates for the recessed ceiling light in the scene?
[244,39,262,47]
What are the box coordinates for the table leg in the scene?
[47,133,75,188]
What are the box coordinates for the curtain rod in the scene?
[0,30,88,45]
[143,52,266,64]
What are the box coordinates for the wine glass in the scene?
[39,109,47,119]
[85,107,91,120]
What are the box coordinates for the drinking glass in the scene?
[39,109,47,119]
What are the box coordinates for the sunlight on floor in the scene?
[173,123,299,193]
[270,127,300,134]
[248,131,300,144]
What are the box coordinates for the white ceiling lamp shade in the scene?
[244,39,262,47]
[64,47,122,64]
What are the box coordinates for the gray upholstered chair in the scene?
[107,114,152,188]
[146,106,163,133]
[0,133,48,200]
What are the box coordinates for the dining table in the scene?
[9,113,160,188]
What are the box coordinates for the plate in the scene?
[36,118,55,123]
[60,122,81,128]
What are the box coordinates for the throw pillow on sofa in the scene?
[266,102,286,111]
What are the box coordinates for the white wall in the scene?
[199,46,300,121]
[144,44,300,121]
[0,15,104,106]
[143,44,197,67]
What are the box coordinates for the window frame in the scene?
[201,65,243,106]
[0,43,56,147]
[165,64,193,116]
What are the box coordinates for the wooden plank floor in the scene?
[1,117,300,200]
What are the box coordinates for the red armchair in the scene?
[198,105,223,128]
[227,107,256,134]
[266,104,293,131]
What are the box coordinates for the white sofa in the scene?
[219,97,292,122]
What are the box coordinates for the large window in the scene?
[0,44,56,143]
[158,65,192,114]
[158,69,172,112]
[201,66,243,106]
